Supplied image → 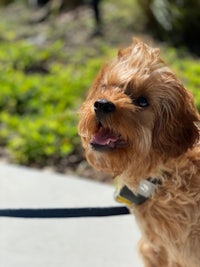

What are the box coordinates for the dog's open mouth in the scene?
[90,123,128,151]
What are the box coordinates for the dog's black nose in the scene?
[94,99,115,115]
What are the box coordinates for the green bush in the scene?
[0,39,108,165]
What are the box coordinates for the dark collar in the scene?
[115,178,161,205]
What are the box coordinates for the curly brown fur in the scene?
[78,39,200,267]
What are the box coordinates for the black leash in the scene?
[0,206,130,219]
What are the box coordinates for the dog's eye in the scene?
[136,96,149,108]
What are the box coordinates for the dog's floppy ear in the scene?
[152,81,199,158]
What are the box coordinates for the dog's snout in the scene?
[94,99,115,115]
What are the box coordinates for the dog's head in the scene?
[78,40,199,175]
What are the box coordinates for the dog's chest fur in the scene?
[128,146,200,264]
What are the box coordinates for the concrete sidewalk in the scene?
[0,162,143,267]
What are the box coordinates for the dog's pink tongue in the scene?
[93,128,118,145]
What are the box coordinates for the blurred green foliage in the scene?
[0,1,199,168]
[0,38,109,165]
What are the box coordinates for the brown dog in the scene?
[78,40,200,267]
